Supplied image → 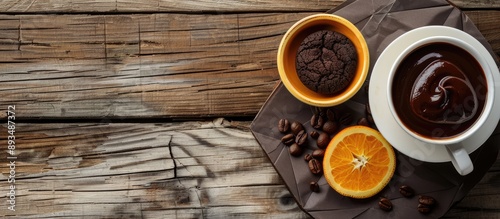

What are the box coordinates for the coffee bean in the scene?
[322,120,338,135]
[311,114,324,129]
[317,107,326,117]
[317,132,330,149]
[357,117,370,127]
[314,107,322,115]
[326,108,336,122]
[310,131,319,139]
[417,203,431,214]
[304,153,313,162]
[291,121,304,135]
[378,197,393,211]
[399,185,415,198]
[295,130,308,146]
[308,159,322,175]
[312,149,325,160]
[311,113,319,127]
[289,143,303,157]
[418,195,436,206]
[281,134,295,146]
[310,181,320,193]
[339,112,353,126]
[278,118,290,133]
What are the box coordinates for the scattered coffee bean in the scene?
[417,203,432,214]
[295,130,308,146]
[291,121,304,135]
[310,181,320,192]
[312,149,325,160]
[399,185,415,198]
[310,131,319,139]
[357,117,370,126]
[311,113,325,129]
[313,107,320,114]
[281,134,295,146]
[418,195,436,206]
[317,107,326,118]
[308,159,322,175]
[311,113,319,127]
[317,132,330,149]
[278,118,290,133]
[289,143,303,157]
[304,153,313,162]
[326,108,336,122]
[338,112,353,126]
[314,107,323,116]
[322,120,338,135]
[378,197,393,211]
[417,195,436,214]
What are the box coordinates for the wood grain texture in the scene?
[0,119,498,218]
[0,13,300,119]
[451,0,500,9]
[0,11,499,119]
[0,0,498,13]
[0,119,308,218]
[466,10,500,55]
[0,0,342,13]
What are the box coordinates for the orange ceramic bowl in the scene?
[277,14,369,107]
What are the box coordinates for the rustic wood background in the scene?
[0,0,498,218]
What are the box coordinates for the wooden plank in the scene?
[451,0,500,9]
[0,0,497,13]
[0,13,304,119]
[0,119,309,218]
[0,11,499,119]
[465,10,500,56]
[0,119,498,218]
[0,0,342,13]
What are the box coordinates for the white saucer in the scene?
[369,26,500,163]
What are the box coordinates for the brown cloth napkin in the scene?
[250,0,500,218]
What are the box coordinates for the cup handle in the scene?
[445,144,473,176]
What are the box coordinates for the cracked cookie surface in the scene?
[296,30,357,95]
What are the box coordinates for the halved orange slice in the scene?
[323,126,396,199]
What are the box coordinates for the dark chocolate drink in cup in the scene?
[391,42,487,139]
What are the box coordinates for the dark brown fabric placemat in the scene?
[250,0,500,218]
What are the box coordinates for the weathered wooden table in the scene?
[0,0,498,218]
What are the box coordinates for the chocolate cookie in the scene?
[296,30,358,95]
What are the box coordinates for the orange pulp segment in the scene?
[323,125,396,199]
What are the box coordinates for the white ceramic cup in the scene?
[386,30,496,176]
